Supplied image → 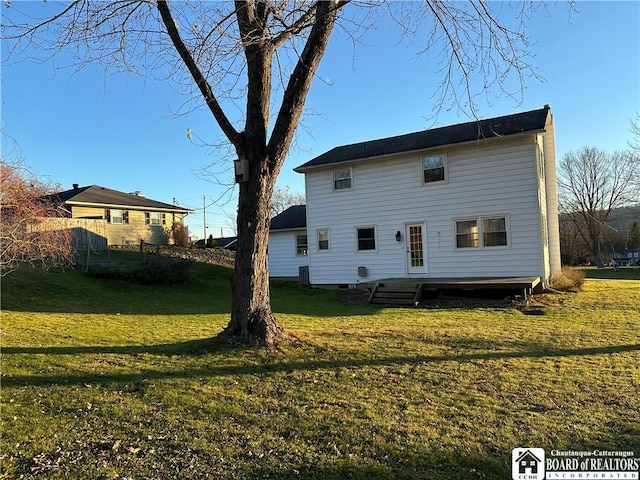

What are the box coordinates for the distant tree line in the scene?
[560,207,640,266]
[558,133,640,266]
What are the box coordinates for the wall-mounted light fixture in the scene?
[395,230,402,242]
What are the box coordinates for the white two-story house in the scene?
[269,106,561,292]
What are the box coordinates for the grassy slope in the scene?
[1,265,639,479]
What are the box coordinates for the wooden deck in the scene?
[368,276,541,305]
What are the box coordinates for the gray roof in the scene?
[295,106,550,172]
[214,237,238,248]
[47,185,192,213]
[270,205,307,230]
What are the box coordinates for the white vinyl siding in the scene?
[305,139,545,285]
[268,230,309,278]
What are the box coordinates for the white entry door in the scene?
[405,222,428,275]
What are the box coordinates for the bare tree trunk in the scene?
[222,157,286,346]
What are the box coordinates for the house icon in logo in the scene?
[516,450,542,474]
[512,448,545,480]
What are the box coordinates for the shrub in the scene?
[171,222,191,248]
[550,267,585,292]
[87,259,194,285]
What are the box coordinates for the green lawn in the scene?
[1,264,639,479]
[580,266,640,280]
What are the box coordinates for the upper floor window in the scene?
[356,226,376,251]
[423,154,446,183]
[296,234,308,256]
[333,168,352,190]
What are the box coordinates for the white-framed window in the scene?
[356,226,376,251]
[296,234,308,256]
[455,219,479,248]
[333,168,352,190]
[317,229,330,251]
[146,211,162,226]
[109,209,128,224]
[423,154,446,183]
[483,217,508,247]
[455,215,509,249]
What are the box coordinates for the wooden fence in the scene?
[42,218,108,252]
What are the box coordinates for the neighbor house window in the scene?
[146,212,162,225]
[423,154,445,183]
[455,215,509,249]
[356,226,376,251]
[317,229,329,251]
[483,217,508,247]
[456,220,479,248]
[110,209,124,224]
[296,234,308,256]
[333,168,352,190]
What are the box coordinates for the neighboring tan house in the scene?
[269,106,561,291]
[47,184,193,246]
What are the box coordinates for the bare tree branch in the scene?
[157,0,241,147]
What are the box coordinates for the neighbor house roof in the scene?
[47,185,193,213]
[214,237,238,249]
[270,205,307,231]
[295,106,550,172]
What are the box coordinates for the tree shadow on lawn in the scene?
[245,449,509,480]
[1,268,378,317]
[3,340,638,388]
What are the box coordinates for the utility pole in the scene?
[203,196,207,242]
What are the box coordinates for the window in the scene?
[296,234,308,256]
[333,168,352,190]
[109,209,126,224]
[423,154,445,183]
[317,229,329,251]
[356,227,376,252]
[456,220,479,248]
[455,215,509,249]
[357,227,376,251]
[483,217,508,247]
[146,212,162,226]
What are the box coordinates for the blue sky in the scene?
[2,1,639,238]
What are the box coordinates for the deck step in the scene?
[370,297,416,305]
[368,282,422,306]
